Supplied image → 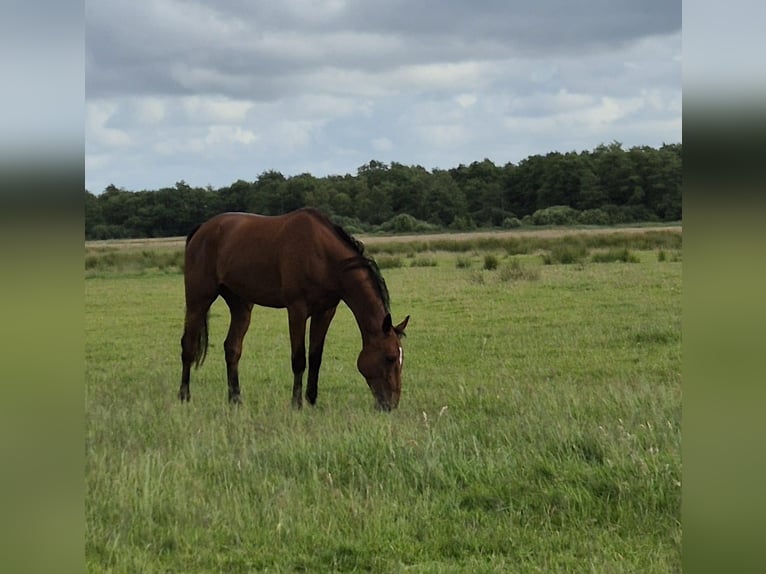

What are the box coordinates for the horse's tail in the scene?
[186,223,202,245]
[194,312,209,368]
[185,221,207,367]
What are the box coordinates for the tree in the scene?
[355,186,392,224]
[450,159,506,224]
[574,158,606,210]
[83,142,681,239]
[423,170,467,226]
[357,160,389,189]
[84,190,104,238]
[251,170,286,214]
[219,179,255,212]
[593,141,634,206]
[506,155,545,217]
[387,162,429,218]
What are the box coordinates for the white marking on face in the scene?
[398,345,403,368]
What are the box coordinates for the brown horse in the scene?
[179,208,409,410]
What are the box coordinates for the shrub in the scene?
[380,213,439,233]
[502,217,522,229]
[658,249,682,262]
[410,256,437,268]
[542,243,588,265]
[449,215,477,231]
[591,248,640,263]
[578,209,610,225]
[331,215,368,234]
[530,205,580,226]
[375,255,403,269]
[483,254,499,270]
[455,256,472,269]
[499,259,540,282]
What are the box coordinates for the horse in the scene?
[179,208,409,410]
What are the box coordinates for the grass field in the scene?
[85,228,681,572]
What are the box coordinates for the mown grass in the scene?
[85,232,681,572]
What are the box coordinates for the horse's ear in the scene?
[382,313,393,334]
[394,315,410,337]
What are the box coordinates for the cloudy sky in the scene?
[85,0,681,193]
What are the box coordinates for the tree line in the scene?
[85,141,681,239]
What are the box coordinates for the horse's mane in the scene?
[304,208,391,313]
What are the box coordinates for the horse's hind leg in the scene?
[221,289,253,404]
[306,306,337,406]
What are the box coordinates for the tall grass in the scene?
[85,228,681,275]
[365,229,681,256]
[85,248,183,275]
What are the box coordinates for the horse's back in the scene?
[184,209,348,308]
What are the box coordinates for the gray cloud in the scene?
[87,0,680,97]
[86,0,681,192]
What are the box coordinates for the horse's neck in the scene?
[340,269,386,343]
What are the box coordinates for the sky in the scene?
[85,0,682,193]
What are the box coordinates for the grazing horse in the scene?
[179,208,409,410]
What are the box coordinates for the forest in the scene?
[84,141,681,240]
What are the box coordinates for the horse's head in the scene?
[357,313,409,411]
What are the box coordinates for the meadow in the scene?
[85,228,681,572]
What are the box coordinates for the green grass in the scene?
[86,240,681,572]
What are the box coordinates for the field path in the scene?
[86,224,681,251]
[361,224,681,244]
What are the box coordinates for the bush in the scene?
[530,205,580,226]
[541,243,588,265]
[410,256,437,267]
[380,213,439,233]
[455,256,472,269]
[578,209,610,225]
[657,249,682,262]
[483,254,499,270]
[375,255,403,269]
[502,217,522,229]
[88,224,132,240]
[449,215,477,231]
[332,215,368,234]
[499,259,540,282]
[591,248,640,263]
[474,207,516,227]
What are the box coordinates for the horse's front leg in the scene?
[287,306,308,409]
[307,306,337,406]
